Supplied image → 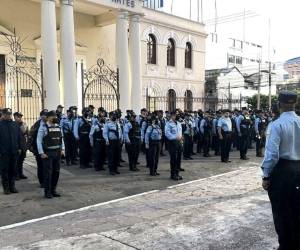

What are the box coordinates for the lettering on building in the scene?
[111,0,135,8]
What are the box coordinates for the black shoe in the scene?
[179,168,185,172]
[170,176,178,180]
[52,192,61,197]
[95,168,101,172]
[177,175,183,180]
[191,152,196,155]
[150,173,156,176]
[188,157,193,160]
[109,172,116,175]
[20,174,28,179]
[10,187,18,193]
[44,193,53,199]
[242,157,249,160]
[80,165,87,169]
[3,189,10,195]
[226,160,231,163]
[155,172,160,176]
[115,171,120,174]
[160,153,166,156]
[120,159,126,163]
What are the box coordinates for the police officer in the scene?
[262,91,300,250]
[27,109,48,187]
[254,110,267,157]
[217,109,233,163]
[182,113,193,160]
[236,107,251,160]
[74,108,92,169]
[103,111,123,175]
[89,113,106,171]
[13,112,28,180]
[165,111,183,181]
[141,113,152,167]
[56,105,64,122]
[200,111,213,157]
[145,114,162,176]
[36,111,64,199]
[0,108,21,194]
[124,112,141,172]
[196,110,204,154]
[212,111,221,156]
[60,109,76,166]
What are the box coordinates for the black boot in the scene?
[2,181,10,195]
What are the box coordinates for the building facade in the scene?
[0,0,206,125]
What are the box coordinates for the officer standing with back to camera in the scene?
[74,107,92,169]
[0,108,21,195]
[103,111,123,175]
[13,112,28,180]
[37,111,64,199]
[123,112,141,172]
[236,107,251,160]
[145,113,162,176]
[255,109,267,157]
[217,109,233,163]
[89,111,106,171]
[262,91,300,250]
[165,111,183,181]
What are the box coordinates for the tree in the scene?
[246,94,278,110]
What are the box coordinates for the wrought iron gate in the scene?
[82,59,119,111]
[0,30,44,127]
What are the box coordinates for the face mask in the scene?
[83,113,88,118]
[112,117,117,121]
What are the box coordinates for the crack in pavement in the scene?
[100,233,142,250]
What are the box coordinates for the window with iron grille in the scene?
[147,34,157,64]
[21,89,33,98]
[167,38,175,67]
[185,42,192,69]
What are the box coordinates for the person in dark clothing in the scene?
[13,112,28,180]
[0,108,21,195]
[27,109,48,187]
[37,111,64,199]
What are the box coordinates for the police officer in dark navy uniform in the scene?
[74,108,92,169]
[89,113,106,171]
[236,107,251,160]
[0,108,21,195]
[255,110,267,157]
[262,91,300,250]
[124,112,141,172]
[37,111,64,199]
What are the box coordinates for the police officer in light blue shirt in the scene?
[217,109,232,163]
[261,91,300,250]
[145,114,162,176]
[103,111,123,175]
[165,111,183,181]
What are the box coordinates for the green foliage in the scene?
[246,94,278,110]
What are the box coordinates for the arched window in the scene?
[147,34,157,64]
[184,90,193,111]
[167,38,176,66]
[167,89,176,112]
[185,42,192,69]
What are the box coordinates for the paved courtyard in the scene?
[0,150,278,249]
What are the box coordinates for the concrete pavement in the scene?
[0,159,278,250]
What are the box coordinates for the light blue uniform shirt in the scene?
[212,118,218,135]
[261,111,300,177]
[217,117,232,132]
[165,120,182,140]
[89,122,105,146]
[195,117,202,134]
[103,120,123,143]
[236,115,248,134]
[200,119,208,134]
[254,117,266,134]
[141,120,149,142]
[182,120,193,135]
[36,123,65,155]
[145,124,162,145]
[60,117,74,135]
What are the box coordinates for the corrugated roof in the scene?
[285,57,300,65]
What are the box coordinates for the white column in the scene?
[116,11,130,113]
[41,0,60,110]
[129,14,142,113]
[60,0,77,108]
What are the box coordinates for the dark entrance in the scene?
[184,90,193,111]
[82,59,119,111]
[167,89,176,112]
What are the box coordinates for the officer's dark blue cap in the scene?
[13,112,23,117]
[2,108,12,115]
[46,110,56,118]
[278,91,297,104]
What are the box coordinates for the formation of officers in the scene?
[0,104,274,199]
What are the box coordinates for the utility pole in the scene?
[257,60,261,110]
[268,61,272,109]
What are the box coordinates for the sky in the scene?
[161,0,300,63]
